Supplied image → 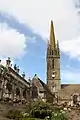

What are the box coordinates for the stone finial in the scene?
[34,74,37,76]
[28,77,31,83]
[16,66,20,74]
[22,72,25,78]
[14,64,17,70]
[14,64,20,74]
[10,64,12,67]
[6,57,11,67]
[34,74,38,79]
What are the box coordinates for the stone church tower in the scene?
[46,20,61,94]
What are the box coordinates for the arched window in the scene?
[23,89,26,99]
[16,88,20,96]
[32,85,38,98]
[6,82,12,92]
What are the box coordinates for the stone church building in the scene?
[0,20,80,105]
[30,20,80,105]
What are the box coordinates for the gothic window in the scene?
[52,60,54,69]
[52,50,53,55]
[16,88,20,96]
[6,82,12,92]
[47,61,51,70]
[32,85,38,98]
[23,89,26,99]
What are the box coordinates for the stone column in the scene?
[0,79,3,100]
[70,95,73,106]
[12,83,15,101]
[0,80,3,100]
[2,79,7,99]
[1,78,5,100]
[13,85,17,102]
[26,91,29,102]
[20,87,23,101]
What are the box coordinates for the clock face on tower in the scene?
[52,71,56,78]
[52,74,55,78]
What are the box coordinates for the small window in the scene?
[52,60,54,69]
[52,50,53,55]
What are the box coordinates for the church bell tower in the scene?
[46,20,61,94]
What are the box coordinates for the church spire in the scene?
[49,20,56,49]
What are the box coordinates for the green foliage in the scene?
[51,111,68,120]
[27,101,52,119]
[6,101,68,120]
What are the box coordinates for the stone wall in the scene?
[0,64,30,103]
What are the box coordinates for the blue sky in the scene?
[0,0,80,84]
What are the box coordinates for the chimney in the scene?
[6,57,11,68]
[22,72,25,79]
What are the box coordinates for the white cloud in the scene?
[0,0,80,59]
[61,64,80,84]
[0,23,27,59]
[61,68,80,84]
[0,0,78,37]
[60,36,80,60]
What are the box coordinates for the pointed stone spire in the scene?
[49,20,56,49]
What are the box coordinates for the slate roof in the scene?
[59,84,80,99]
